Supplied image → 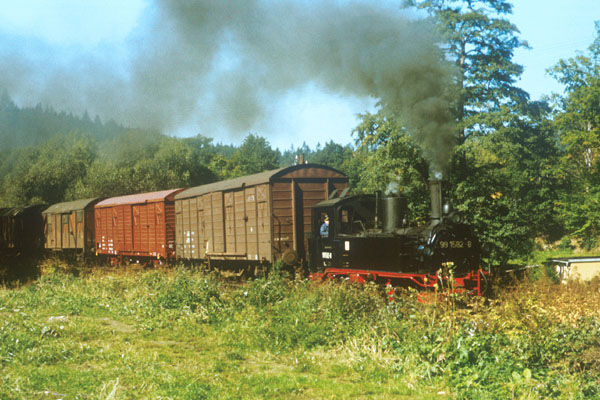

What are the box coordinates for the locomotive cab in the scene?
[308,194,415,273]
[309,194,371,271]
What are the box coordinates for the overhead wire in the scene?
[517,36,596,60]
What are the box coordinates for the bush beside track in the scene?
[1,261,599,399]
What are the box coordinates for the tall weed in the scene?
[1,263,599,398]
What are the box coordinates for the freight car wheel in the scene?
[282,249,299,266]
[254,264,268,277]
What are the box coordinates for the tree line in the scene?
[0,0,599,263]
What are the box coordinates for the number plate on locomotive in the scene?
[439,241,472,249]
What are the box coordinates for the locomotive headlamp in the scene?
[449,211,464,224]
[481,242,493,256]
[443,203,452,215]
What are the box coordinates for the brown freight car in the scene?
[0,204,46,254]
[94,189,184,263]
[174,164,348,267]
[42,198,101,255]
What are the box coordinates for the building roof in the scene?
[547,257,600,264]
[176,163,346,200]
[96,189,184,208]
[42,198,100,215]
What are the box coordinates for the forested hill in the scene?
[0,92,130,150]
[0,93,352,213]
[0,97,260,208]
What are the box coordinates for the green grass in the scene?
[1,263,599,399]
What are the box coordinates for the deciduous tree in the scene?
[310,141,353,172]
[352,111,431,221]
[1,132,97,205]
[549,22,600,248]
[405,0,529,140]
[225,134,281,178]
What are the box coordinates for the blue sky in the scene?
[511,0,598,100]
[0,0,597,150]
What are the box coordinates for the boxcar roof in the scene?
[313,193,373,209]
[42,198,100,215]
[175,163,347,200]
[96,189,184,208]
[0,204,47,216]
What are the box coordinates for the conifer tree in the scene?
[405,0,529,140]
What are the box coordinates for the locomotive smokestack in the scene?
[429,179,443,226]
[382,195,406,233]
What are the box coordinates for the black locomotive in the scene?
[308,179,485,292]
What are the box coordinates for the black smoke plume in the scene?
[0,0,457,172]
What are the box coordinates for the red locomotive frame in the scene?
[310,267,489,297]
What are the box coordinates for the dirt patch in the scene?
[98,317,136,334]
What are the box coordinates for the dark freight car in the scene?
[0,205,46,254]
[42,198,101,255]
[94,189,184,262]
[174,164,348,266]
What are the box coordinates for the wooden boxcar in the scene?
[94,189,184,262]
[0,205,46,254]
[174,164,348,266]
[42,198,101,255]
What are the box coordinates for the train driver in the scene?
[320,215,329,237]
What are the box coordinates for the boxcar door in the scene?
[256,185,270,261]
[69,212,76,248]
[153,203,162,257]
[200,195,213,257]
[54,214,61,248]
[45,215,53,249]
[234,190,247,255]
[76,210,84,249]
[245,187,258,261]
[225,192,235,253]
[293,182,305,258]
[61,214,70,249]
[132,205,141,253]
[193,196,203,259]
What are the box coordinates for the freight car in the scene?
[174,164,348,270]
[0,204,46,255]
[94,189,184,263]
[308,179,487,295]
[43,198,101,257]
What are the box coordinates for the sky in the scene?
[0,0,597,151]
[510,0,598,100]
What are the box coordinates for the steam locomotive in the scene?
[308,179,487,294]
